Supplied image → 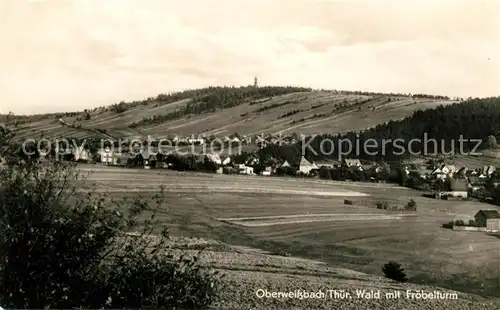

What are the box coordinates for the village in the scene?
[20,136,497,194]
[3,132,498,235]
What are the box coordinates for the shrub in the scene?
[344,199,353,205]
[112,102,128,113]
[405,199,417,211]
[376,201,389,209]
[272,250,291,257]
[0,161,222,309]
[442,221,454,229]
[454,219,465,226]
[382,262,408,282]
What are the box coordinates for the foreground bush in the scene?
[0,161,222,309]
[382,261,408,283]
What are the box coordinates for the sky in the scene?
[0,0,499,115]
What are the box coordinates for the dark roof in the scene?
[475,210,500,219]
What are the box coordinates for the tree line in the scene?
[254,97,500,163]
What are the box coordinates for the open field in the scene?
[10,91,457,140]
[132,236,499,309]
[75,165,500,299]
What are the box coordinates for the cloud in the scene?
[0,0,499,114]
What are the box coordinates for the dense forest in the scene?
[256,97,500,163]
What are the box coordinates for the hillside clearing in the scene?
[9,91,457,140]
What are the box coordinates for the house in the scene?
[112,154,133,166]
[342,159,361,169]
[479,165,496,178]
[456,167,468,177]
[221,155,231,166]
[449,178,469,198]
[187,137,205,145]
[242,136,252,144]
[408,167,433,179]
[246,157,260,166]
[279,160,291,168]
[238,164,254,175]
[474,210,500,231]
[73,146,91,162]
[299,157,318,175]
[468,175,485,187]
[281,135,293,144]
[260,166,273,176]
[431,167,447,180]
[256,137,267,148]
[465,169,479,177]
[315,160,338,169]
[441,164,456,175]
[205,153,222,165]
[99,148,114,164]
[137,151,157,168]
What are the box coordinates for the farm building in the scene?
[261,166,273,176]
[299,157,318,175]
[449,179,469,198]
[315,160,337,169]
[279,160,291,168]
[72,146,91,162]
[136,151,157,169]
[113,154,133,166]
[474,210,500,232]
[238,164,254,175]
[479,165,496,178]
[431,167,447,180]
[342,159,361,169]
[187,137,205,145]
[99,148,114,164]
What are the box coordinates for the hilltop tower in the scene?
[254,76,258,87]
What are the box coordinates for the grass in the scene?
[75,164,500,298]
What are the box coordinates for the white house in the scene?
[279,160,291,168]
[432,167,447,180]
[205,153,222,165]
[479,165,496,178]
[440,164,456,175]
[73,146,90,162]
[221,156,231,166]
[99,148,114,164]
[238,164,254,175]
[187,137,205,145]
[342,159,361,168]
[246,157,260,166]
[299,157,318,175]
[261,166,273,176]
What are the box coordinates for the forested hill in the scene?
[3,85,455,141]
[264,97,500,163]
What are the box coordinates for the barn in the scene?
[474,210,500,232]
